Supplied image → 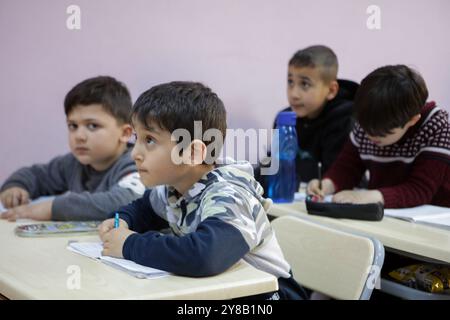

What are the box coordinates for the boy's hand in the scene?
[307,178,335,200]
[101,225,135,258]
[1,200,52,222]
[98,218,129,242]
[0,187,30,208]
[332,190,384,204]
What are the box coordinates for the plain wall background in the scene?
[1,0,449,183]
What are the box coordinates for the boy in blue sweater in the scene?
[98,81,307,299]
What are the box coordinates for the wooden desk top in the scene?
[270,202,450,264]
[0,220,277,299]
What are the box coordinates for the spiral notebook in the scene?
[67,241,170,279]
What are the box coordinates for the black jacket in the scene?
[276,79,359,183]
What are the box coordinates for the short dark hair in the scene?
[64,76,132,124]
[355,65,428,137]
[289,45,338,83]
[132,81,227,152]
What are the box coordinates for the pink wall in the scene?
[1,0,449,183]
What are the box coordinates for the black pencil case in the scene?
[305,200,384,221]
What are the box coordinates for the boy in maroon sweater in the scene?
[308,65,450,208]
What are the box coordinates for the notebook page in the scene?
[414,214,450,229]
[67,241,169,278]
[101,256,169,278]
[67,241,102,259]
[385,205,450,221]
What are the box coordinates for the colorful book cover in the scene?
[15,221,101,237]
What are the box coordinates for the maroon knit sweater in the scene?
[325,102,450,208]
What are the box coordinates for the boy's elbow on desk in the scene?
[179,257,228,277]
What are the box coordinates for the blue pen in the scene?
[114,212,119,228]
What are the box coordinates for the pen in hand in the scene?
[114,212,119,228]
[318,162,322,191]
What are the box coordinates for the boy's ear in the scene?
[182,139,207,166]
[119,124,133,143]
[405,114,422,128]
[326,80,339,101]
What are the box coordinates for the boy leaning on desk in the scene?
[98,81,309,300]
[0,76,145,221]
[308,64,450,208]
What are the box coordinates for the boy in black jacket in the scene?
[257,45,358,191]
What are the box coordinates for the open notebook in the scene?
[385,205,450,230]
[67,241,170,279]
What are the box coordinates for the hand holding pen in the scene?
[318,162,322,191]
[306,162,336,200]
[98,212,129,241]
[114,212,120,228]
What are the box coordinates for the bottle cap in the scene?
[276,111,297,126]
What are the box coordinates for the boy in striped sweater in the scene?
[308,65,450,208]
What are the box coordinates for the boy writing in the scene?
[1,76,144,221]
[99,81,307,299]
[308,65,450,208]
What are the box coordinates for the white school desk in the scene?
[269,201,450,264]
[0,220,277,300]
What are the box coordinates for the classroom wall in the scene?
[1,0,449,183]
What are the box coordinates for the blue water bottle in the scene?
[267,111,298,203]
